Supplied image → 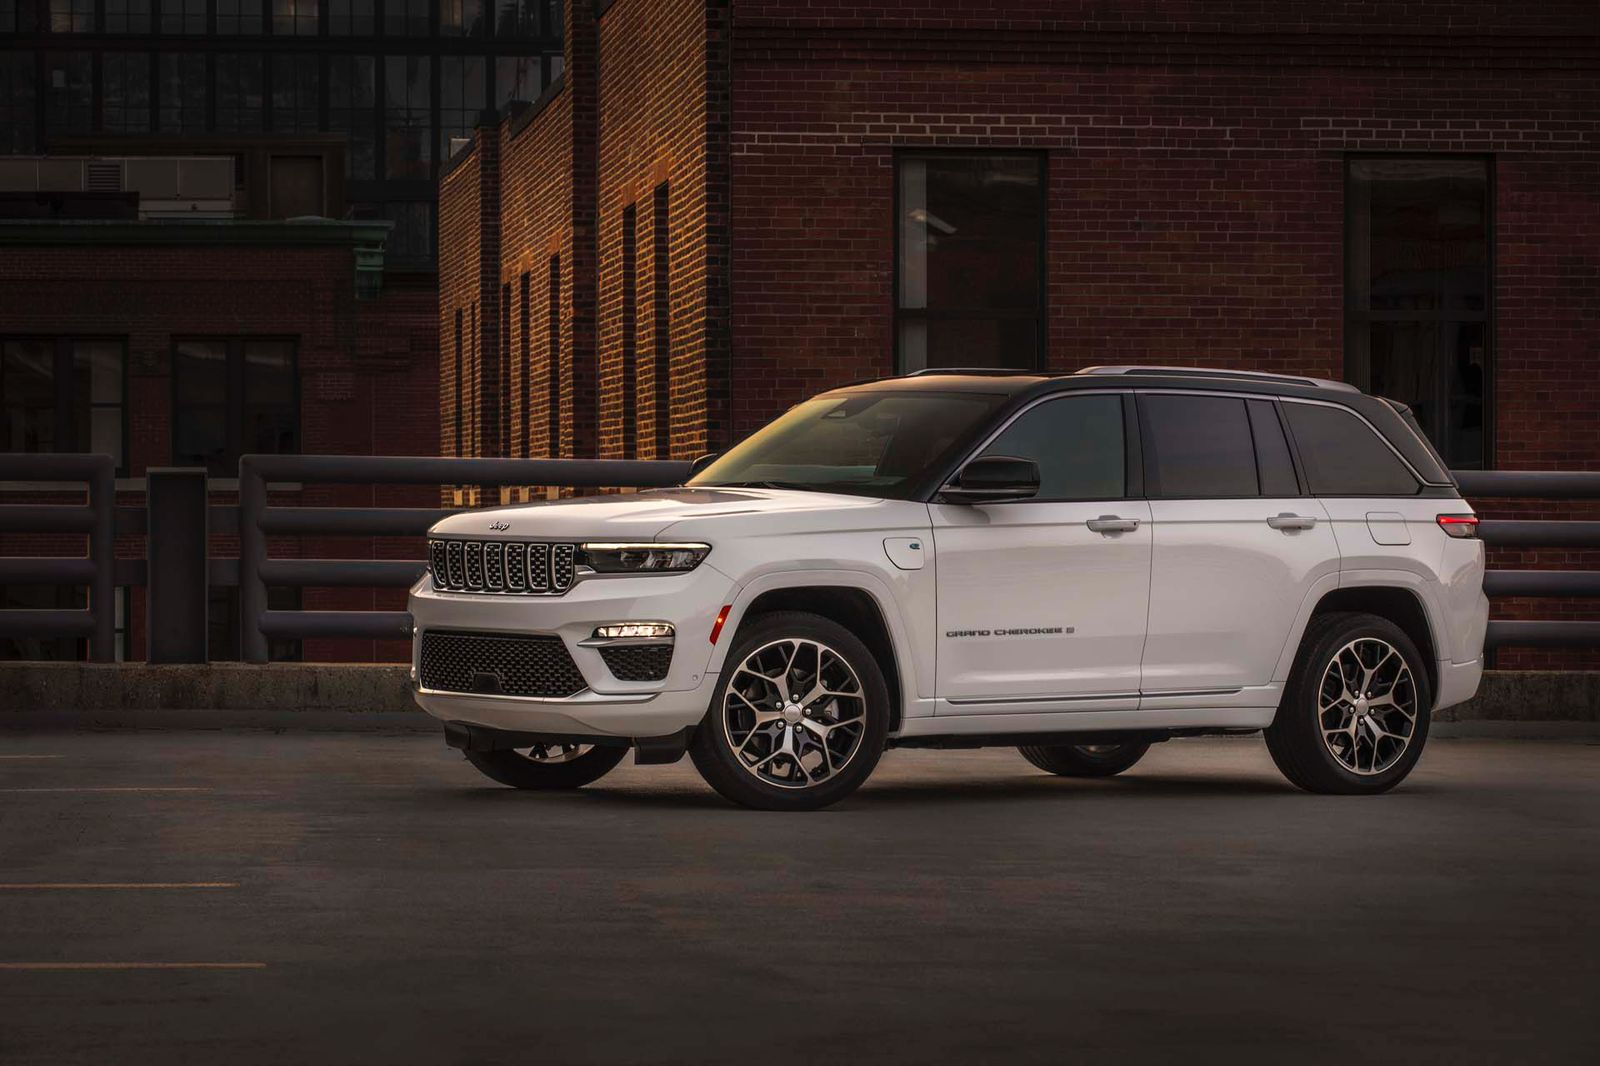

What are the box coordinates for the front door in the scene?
[932,393,1152,711]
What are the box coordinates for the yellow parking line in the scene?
[0,781,212,787]
[0,962,266,971]
[0,883,238,890]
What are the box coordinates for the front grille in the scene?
[599,643,674,682]
[428,538,576,595]
[419,630,587,698]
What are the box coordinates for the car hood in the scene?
[428,487,894,541]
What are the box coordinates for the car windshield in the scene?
[689,390,1006,499]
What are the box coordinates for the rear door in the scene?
[931,392,1152,710]
[1138,392,1340,697]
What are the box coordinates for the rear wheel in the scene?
[464,741,628,790]
[1265,611,1431,795]
[690,611,890,811]
[1018,742,1151,778]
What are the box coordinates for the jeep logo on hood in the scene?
[489,520,510,532]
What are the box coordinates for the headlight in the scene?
[579,543,711,574]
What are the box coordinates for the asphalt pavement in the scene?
[0,730,1595,1065]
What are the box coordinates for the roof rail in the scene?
[1074,365,1359,393]
[903,367,1050,378]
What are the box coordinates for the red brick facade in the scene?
[0,233,439,663]
[441,0,1600,667]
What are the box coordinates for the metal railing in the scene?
[0,453,116,661]
[1,453,1597,664]
[1454,471,1600,650]
[237,455,691,662]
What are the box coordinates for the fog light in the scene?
[592,623,675,640]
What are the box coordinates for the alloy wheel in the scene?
[1317,637,1418,776]
[721,638,868,790]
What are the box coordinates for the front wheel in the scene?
[1265,612,1432,795]
[465,741,628,790]
[690,611,890,811]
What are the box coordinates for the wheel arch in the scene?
[722,581,907,734]
[1306,585,1440,699]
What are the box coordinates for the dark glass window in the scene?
[105,0,151,33]
[49,0,94,32]
[216,54,265,132]
[896,153,1045,372]
[439,55,485,161]
[442,0,484,36]
[216,0,263,34]
[1,338,126,473]
[172,339,299,477]
[1282,402,1420,497]
[329,0,375,34]
[0,53,36,153]
[271,53,321,133]
[979,394,1125,501]
[495,0,538,36]
[383,201,434,261]
[1346,158,1490,469]
[495,55,540,108]
[272,0,320,35]
[329,54,377,180]
[157,53,208,133]
[1248,400,1300,497]
[102,52,152,133]
[385,54,432,178]
[45,52,94,134]
[161,0,206,34]
[386,0,430,35]
[1142,394,1260,498]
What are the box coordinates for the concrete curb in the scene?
[1,664,1597,733]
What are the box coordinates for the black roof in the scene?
[829,366,1453,487]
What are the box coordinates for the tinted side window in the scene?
[979,394,1124,500]
[1142,394,1258,497]
[1248,400,1300,496]
[1283,402,1421,496]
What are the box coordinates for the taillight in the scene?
[1437,514,1479,539]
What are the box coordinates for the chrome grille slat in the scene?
[484,542,505,590]
[504,542,527,591]
[528,543,549,592]
[426,538,579,596]
[552,543,575,591]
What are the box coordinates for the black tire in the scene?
[690,610,890,811]
[1018,741,1151,778]
[1265,611,1432,795]
[464,743,628,790]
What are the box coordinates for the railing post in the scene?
[239,457,270,663]
[88,455,116,663]
[146,468,210,663]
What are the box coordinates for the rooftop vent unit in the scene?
[0,156,236,220]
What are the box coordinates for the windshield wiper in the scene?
[708,480,820,492]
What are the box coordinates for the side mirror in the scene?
[939,455,1040,504]
[688,452,718,478]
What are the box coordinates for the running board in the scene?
[889,727,1260,751]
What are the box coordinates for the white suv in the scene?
[410,367,1488,810]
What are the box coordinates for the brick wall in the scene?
[0,241,439,663]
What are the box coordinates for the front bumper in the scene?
[408,563,735,739]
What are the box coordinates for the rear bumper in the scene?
[1435,656,1483,711]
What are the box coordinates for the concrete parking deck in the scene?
[0,732,1595,1064]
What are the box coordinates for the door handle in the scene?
[1087,515,1140,534]
[1267,513,1318,531]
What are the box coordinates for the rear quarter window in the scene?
[1282,402,1421,496]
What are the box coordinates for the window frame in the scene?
[1278,396,1427,499]
[948,390,1140,504]
[169,336,301,477]
[0,335,129,476]
[1343,153,1495,470]
[892,148,1048,375]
